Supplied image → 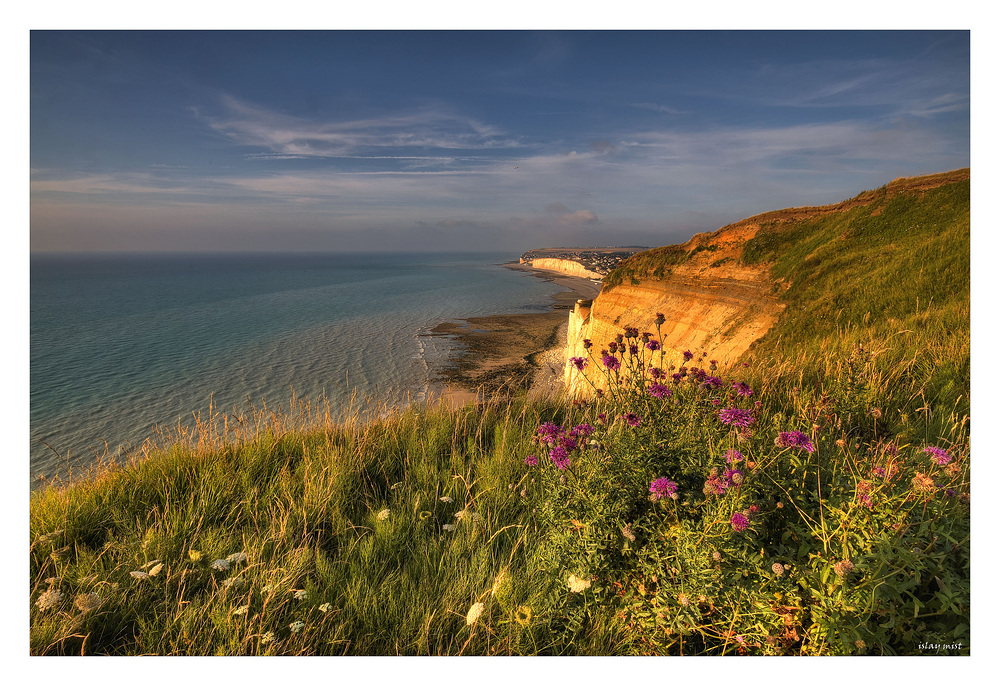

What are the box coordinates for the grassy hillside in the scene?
[30,171,970,656]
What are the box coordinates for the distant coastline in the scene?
[423,258,605,405]
[502,259,603,300]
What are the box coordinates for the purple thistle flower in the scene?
[724,449,744,464]
[683,350,694,361]
[730,512,750,532]
[655,312,666,326]
[602,354,621,371]
[776,431,815,453]
[732,382,753,397]
[703,376,723,389]
[649,477,678,501]
[571,423,595,438]
[536,422,563,446]
[629,344,639,356]
[923,446,952,466]
[537,422,560,435]
[719,407,756,428]
[570,356,587,371]
[649,367,664,380]
[549,445,571,470]
[646,340,661,351]
[524,455,538,466]
[583,339,592,349]
[597,412,607,424]
[622,413,643,427]
[857,492,873,508]
[649,384,672,399]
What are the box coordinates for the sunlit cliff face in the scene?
[562,225,785,396]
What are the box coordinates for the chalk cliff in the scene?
[525,258,603,280]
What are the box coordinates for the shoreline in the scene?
[426,261,601,406]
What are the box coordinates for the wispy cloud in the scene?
[631,102,685,115]
[198,95,521,157]
[748,57,969,118]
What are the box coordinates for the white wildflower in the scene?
[74,593,101,613]
[454,509,467,520]
[141,559,162,570]
[44,577,60,586]
[289,620,305,633]
[319,603,332,613]
[211,559,231,571]
[294,589,308,600]
[439,496,453,503]
[260,631,275,644]
[466,602,485,626]
[442,524,457,531]
[567,574,592,593]
[36,588,63,611]
[130,571,150,580]
[222,577,244,589]
[147,563,164,577]
[377,509,390,521]
[232,605,249,616]
[226,552,247,563]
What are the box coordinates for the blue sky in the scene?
[29,29,970,253]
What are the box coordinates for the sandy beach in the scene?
[427,261,601,406]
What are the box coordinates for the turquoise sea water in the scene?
[29,252,564,487]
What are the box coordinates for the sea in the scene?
[29,251,566,488]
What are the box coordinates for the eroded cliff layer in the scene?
[562,168,971,396]
[564,236,782,394]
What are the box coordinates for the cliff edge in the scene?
[563,168,970,395]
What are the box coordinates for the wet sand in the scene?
[427,262,600,404]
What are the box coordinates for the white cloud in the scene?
[199,95,520,157]
[631,102,685,115]
[557,209,598,226]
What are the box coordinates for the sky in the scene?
[28,28,970,253]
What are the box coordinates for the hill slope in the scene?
[565,168,970,434]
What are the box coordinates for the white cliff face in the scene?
[528,259,603,280]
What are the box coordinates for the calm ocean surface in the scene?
[30,252,564,487]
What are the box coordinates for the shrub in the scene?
[522,324,969,655]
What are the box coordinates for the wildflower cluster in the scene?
[775,430,815,453]
[530,421,596,471]
[523,321,969,656]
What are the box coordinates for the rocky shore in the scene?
[426,261,601,405]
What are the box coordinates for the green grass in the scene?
[30,173,970,655]
[30,395,582,655]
